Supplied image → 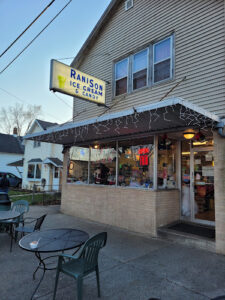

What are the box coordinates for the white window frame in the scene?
[114,57,129,97]
[125,0,133,11]
[132,48,149,91]
[153,35,174,84]
[113,34,174,97]
[27,163,42,180]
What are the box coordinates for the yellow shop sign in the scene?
[50,60,106,105]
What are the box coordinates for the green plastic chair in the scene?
[11,200,29,225]
[2,200,29,251]
[53,232,107,300]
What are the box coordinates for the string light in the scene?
[33,104,216,146]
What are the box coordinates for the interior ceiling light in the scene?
[183,129,195,140]
[193,141,207,146]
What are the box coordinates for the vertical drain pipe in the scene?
[216,122,225,138]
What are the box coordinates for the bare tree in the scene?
[0,103,42,136]
[23,105,42,134]
[0,108,13,134]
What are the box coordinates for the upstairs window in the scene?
[113,34,174,97]
[115,58,128,96]
[153,37,172,83]
[33,140,41,148]
[132,49,148,90]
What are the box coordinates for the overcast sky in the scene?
[0,0,111,127]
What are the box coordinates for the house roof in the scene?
[43,157,63,167]
[36,119,58,130]
[27,119,58,135]
[7,159,24,167]
[71,0,121,67]
[28,158,42,163]
[24,98,221,146]
[0,133,24,154]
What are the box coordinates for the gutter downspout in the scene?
[216,121,225,138]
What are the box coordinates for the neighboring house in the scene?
[0,131,24,178]
[25,0,225,254]
[22,119,63,191]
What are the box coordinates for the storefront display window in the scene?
[158,135,177,189]
[67,146,89,184]
[118,138,154,188]
[67,136,181,191]
[90,144,117,185]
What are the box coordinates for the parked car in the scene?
[0,192,11,211]
[0,172,22,188]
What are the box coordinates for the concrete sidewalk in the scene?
[0,205,225,300]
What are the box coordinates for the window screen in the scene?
[153,37,172,83]
[133,49,148,90]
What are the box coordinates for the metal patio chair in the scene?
[15,214,47,241]
[53,232,107,300]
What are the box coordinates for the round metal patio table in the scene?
[19,228,89,300]
[0,211,20,221]
[0,211,21,252]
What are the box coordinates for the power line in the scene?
[0,87,64,122]
[0,0,72,74]
[52,92,73,109]
[55,53,111,61]
[0,0,55,58]
[59,108,87,127]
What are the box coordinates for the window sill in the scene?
[67,182,155,191]
[66,182,179,192]
[27,178,41,181]
[112,77,175,101]
[151,76,175,88]
[112,93,127,101]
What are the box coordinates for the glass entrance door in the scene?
[181,142,191,219]
[193,149,215,223]
[181,141,215,225]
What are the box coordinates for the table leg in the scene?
[31,252,46,300]
[8,222,17,252]
[30,245,82,299]
[33,253,45,280]
[9,223,14,252]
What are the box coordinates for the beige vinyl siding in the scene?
[73,0,225,121]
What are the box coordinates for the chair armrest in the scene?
[23,217,36,225]
[59,254,79,260]
[23,217,36,221]
[58,253,80,269]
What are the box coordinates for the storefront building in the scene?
[26,0,225,253]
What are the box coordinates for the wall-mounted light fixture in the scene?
[183,129,195,140]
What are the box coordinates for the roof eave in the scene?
[24,97,221,143]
